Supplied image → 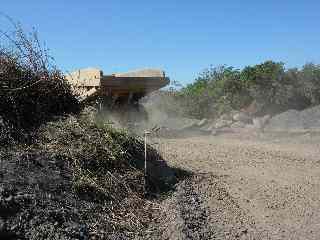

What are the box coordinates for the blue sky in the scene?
[1,1,320,85]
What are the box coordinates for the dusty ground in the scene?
[152,132,320,240]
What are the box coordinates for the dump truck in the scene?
[66,68,170,124]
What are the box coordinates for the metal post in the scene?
[144,130,150,195]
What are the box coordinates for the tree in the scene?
[298,63,320,105]
[240,61,285,104]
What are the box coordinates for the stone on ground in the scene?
[232,112,252,123]
[214,120,233,129]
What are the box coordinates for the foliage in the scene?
[167,61,320,119]
[173,65,251,118]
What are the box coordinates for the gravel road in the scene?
[154,133,320,239]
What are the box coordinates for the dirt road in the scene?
[155,133,320,239]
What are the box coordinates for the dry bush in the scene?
[0,112,174,238]
[0,19,79,139]
[35,112,174,200]
[0,18,176,238]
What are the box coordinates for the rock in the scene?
[300,105,320,130]
[265,105,320,132]
[233,112,252,123]
[252,119,262,130]
[197,119,208,127]
[265,110,304,132]
[231,121,245,128]
[214,120,233,129]
[181,121,198,131]
[220,113,233,121]
[199,120,214,131]
[241,100,261,116]
[253,115,270,130]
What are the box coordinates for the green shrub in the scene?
[167,61,320,119]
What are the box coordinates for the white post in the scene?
[144,130,150,194]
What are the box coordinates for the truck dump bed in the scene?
[102,69,169,97]
[66,68,169,101]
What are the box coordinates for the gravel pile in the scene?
[265,105,320,132]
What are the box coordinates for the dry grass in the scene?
[0,107,175,238]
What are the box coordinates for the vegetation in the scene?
[164,61,320,119]
[0,21,175,238]
[0,20,79,141]
[35,110,173,200]
[0,110,175,239]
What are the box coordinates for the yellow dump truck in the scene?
[66,68,169,103]
[66,68,170,123]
